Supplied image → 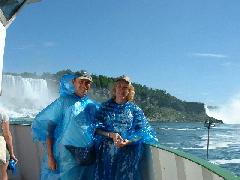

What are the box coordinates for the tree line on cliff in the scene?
[6,70,222,123]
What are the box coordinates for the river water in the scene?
[151,122,240,176]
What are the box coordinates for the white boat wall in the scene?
[8,123,240,180]
[9,124,43,180]
[140,145,240,180]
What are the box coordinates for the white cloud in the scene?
[190,53,228,59]
[43,41,56,47]
[13,41,56,50]
[220,62,232,67]
[201,92,209,96]
[13,44,35,50]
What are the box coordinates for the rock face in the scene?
[89,86,222,123]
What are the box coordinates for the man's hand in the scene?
[48,156,57,171]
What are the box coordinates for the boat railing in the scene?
[8,123,240,180]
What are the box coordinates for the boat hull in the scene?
[9,124,239,180]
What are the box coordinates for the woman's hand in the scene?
[109,133,132,148]
[109,132,123,147]
[117,139,132,148]
[48,156,57,171]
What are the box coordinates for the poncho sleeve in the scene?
[126,104,159,145]
[31,98,63,143]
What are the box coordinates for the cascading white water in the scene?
[0,23,6,92]
[206,96,240,124]
[0,74,56,118]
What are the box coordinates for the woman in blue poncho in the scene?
[32,71,98,180]
[96,75,159,180]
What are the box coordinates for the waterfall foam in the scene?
[0,74,56,118]
[206,96,240,124]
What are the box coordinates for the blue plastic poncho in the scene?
[32,74,98,180]
[96,99,159,180]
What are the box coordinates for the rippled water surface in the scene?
[151,122,240,176]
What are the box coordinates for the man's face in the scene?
[73,78,91,97]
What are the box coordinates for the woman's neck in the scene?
[115,97,127,104]
[75,93,86,98]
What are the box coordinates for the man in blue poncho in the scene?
[32,70,98,180]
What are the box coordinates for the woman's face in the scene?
[115,80,129,101]
[73,78,91,97]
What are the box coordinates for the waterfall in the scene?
[0,23,6,92]
[0,74,56,118]
[206,96,240,124]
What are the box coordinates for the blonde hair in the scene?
[111,81,135,101]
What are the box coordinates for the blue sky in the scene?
[3,0,240,106]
